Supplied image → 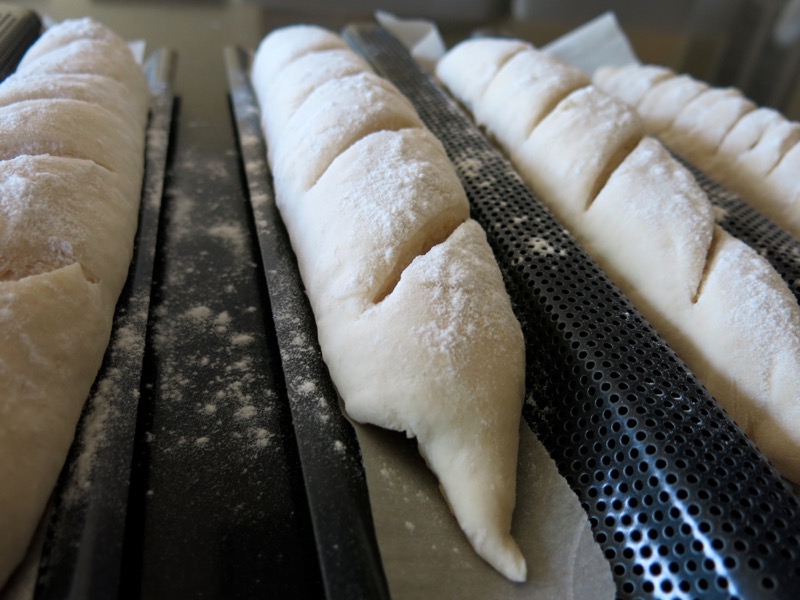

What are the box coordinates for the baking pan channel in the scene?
[30,47,177,600]
[225,45,391,600]
[343,24,800,600]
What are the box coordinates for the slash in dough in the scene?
[252,25,527,582]
[593,63,800,239]
[437,38,800,483]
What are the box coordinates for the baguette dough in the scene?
[659,88,756,166]
[282,128,470,313]
[478,49,589,149]
[437,39,800,483]
[434,38,528,114]
[255,48,370,145]
[16,17,124,67]
[592,63,671,108]
[0,99,145,199]
[269,71,423,199]
[637,74,708,133]
[0,156,137,306]
[515,85,641,225]
[0,18,149,587]
[16,39,148,98]
[253,25,527,582]
[0,72,148,126]
[593,64,800,239]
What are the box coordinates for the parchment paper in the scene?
[541,11,639,74]
[352,420,615,598]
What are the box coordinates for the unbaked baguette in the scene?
[437,39,800,483]
[594,64,800,239]
[252,25,527,582]
[0,19,149,587]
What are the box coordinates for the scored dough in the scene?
[477,48,589,149]
[0,72,148,126]
[317,220,526,581]
[0,18,149,588]
[253,48,371,145]
[636,74,709,133]
[737,117,800,176]
[687,227,800,478]
[659,87,755,165]
[515,86,641,225]
[0,264,110,589]
[269,71,423,200]
[434,38,529,113]
[0,155,139,306]
[582,136,715,327]
[15,39,148,100]
[0,99,145,200]
[715,107,786,162]
[284,128,470,317]
[437,38,800,484]
[593,63,800,240]
[17,17,125,67]
[254,25,527,582]
[250,24,347,87]
[593,63,672,108]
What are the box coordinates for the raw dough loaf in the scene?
[252,25,527,582]
[0,18,149,588]
[594,64,800,239]
[437,39,800,484]
[0,72,148,126]
[253,48,370,145]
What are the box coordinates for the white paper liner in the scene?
[355,419,615,598]
[541,12,639,74]
[376,10,640,75]
[375,10,446,73]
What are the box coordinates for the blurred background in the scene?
[234,0,800,118]
[23,0,800,116]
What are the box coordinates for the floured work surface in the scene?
[343,24,800,599]
[226,44,614,598]
[114,52,323,600]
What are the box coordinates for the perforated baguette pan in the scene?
[343,24,800,600]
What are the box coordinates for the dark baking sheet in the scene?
[343,23,800,600]
[224,45,390,600]
[25,41,325,599]
[120,59,323,600]
[33,47,177,600]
